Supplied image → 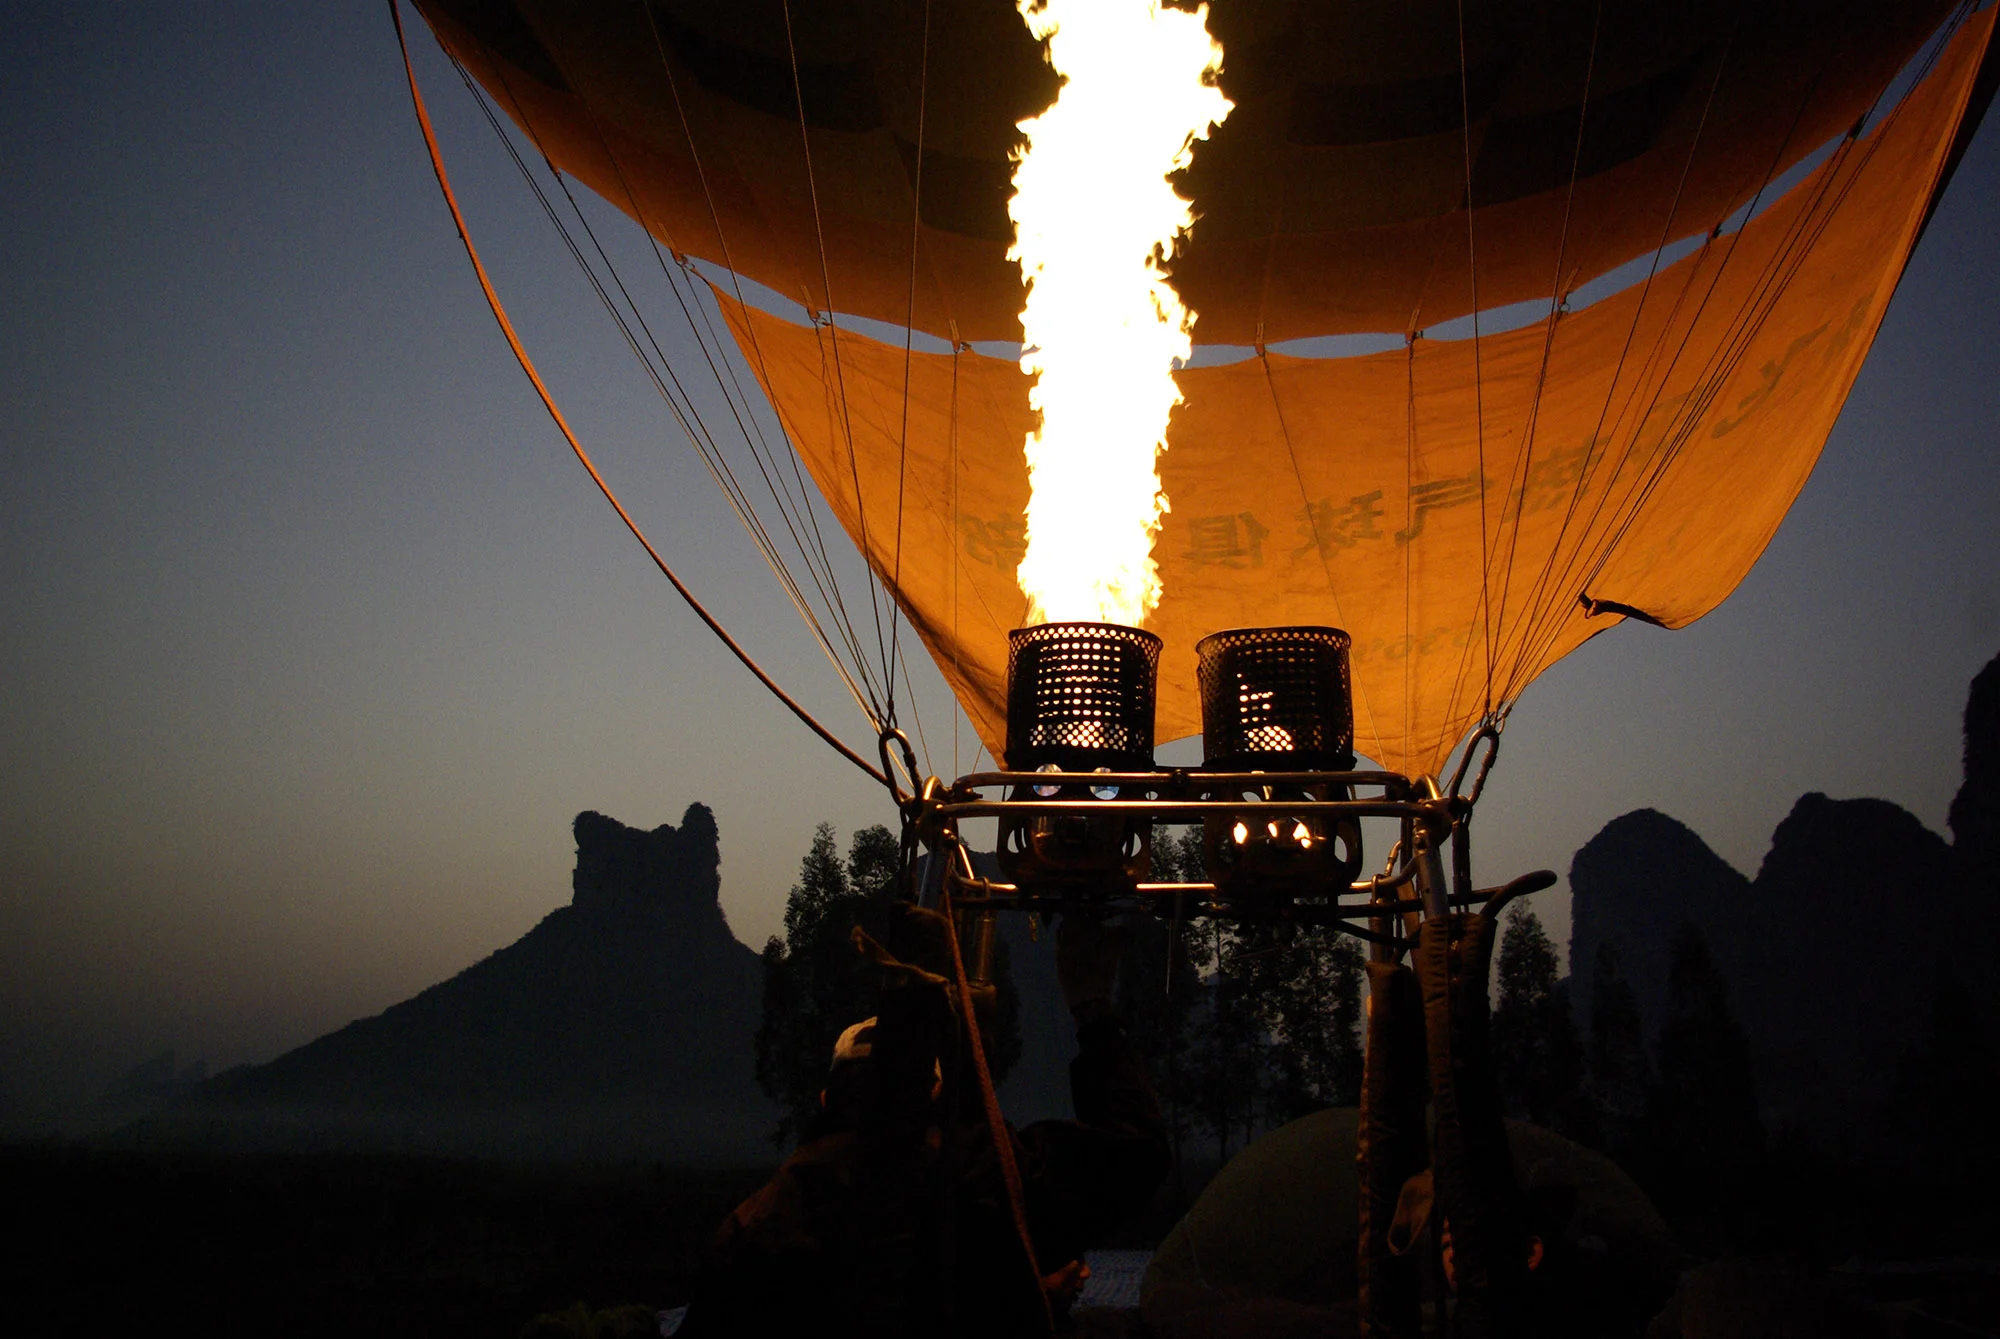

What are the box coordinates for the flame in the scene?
[1008,0,1231,627]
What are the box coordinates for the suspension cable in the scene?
[637,0,891,721]
[453,61,886,730]
[388,0,888,788]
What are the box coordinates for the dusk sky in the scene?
[4,4,1996,1127]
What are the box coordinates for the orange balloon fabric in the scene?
[417,0,1953,344]
[709,13,1992,775]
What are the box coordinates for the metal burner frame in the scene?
[907,760,1552,947]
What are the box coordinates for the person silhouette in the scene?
[679,903,1169,1338]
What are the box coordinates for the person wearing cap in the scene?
[678,904,1169,1338]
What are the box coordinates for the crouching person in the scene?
[679,903,1169,1337]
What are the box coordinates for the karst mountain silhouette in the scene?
[182,805,773,1159]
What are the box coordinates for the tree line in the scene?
[754,819,2000,1247]
[753,824,1364,1170]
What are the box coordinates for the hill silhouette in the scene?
[1569,650,2000,1149]
[177,805,773,1160]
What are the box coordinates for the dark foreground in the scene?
[4,1144,769,1338]
[10,1140,2000,1338]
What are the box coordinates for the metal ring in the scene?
[878,727,920,807]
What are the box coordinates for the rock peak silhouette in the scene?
[175,807,772,1160]
[1566,652,2000,1150]
[571,803,724,922]
[1950,651,2000,878]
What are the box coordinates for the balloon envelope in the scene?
[415,0,1995,774]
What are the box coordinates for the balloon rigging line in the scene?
[1257,346,1385,756]
[550,167,888,726]
[950,335,961,779]
[464,16,896,728]
[781,0,898,724]
[452,55,887,730]
[1454,0,1496,723]
[486,70,861,701]
[531,63,894,723]
[1486,0,1601,665]
[1573,11,1969,624]
[655,259,889,711]
[388,0,890,789]
[887,0,933,742]
[1434,0,1602,760]
[1544,39,1888,637]
[684,265,888,705]
[1402,338,1417,779]
[1504,22,1849,693]
[1494,24,1734,694]
[544,55,883,706]
[1507,6,1973,694]
[636,0,890,719]
[894,638,934,778]
[1426,0,1934,752]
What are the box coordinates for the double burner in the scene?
[993,621,1364,898]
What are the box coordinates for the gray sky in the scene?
[3,4,1995,1126]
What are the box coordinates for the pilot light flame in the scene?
[1008,0,1231,626]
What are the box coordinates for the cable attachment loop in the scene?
[878,726,920,809]
[1447,719,1504,812]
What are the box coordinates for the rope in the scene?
[1258,343,1385,756]
[1454,0,1495,721]
[486,56,891,724]
[781,0,894,709]
[1487,0,1600,664]
[454,59,884,728]
[388,0,888,789]
[1493,25,1734,693]
[940,887,1053,1335]
[888,0,934,727]
[1506,5,1958,690]
[1402,337,1417,775]
[637,0,890,721]
[950,332,962,778]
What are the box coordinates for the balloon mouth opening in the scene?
[1003,622,1161,772]
[1195,626,1357,772]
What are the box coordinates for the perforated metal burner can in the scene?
[998,622,1161,890]
[1003,622,1162,772]
[1196,625,1356,771]
[1196,626,1362,895]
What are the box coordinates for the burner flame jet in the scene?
[1007,0,1231,627]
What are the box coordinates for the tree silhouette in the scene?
[1137,827,1366,1159]
[755,822,1021,1147]
[1491,904,1585,1133]
[756,823,868,1146]
[1187,915,1270,1160]
[1650,924,1763,1205]
[1114,897,1206,1184]
[1238,922,1365,1121]
[1884,981,2000,1187]
[1584,942,1653,1158]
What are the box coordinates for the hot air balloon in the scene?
[388,1,1994,1331]
[405,0,1993,780]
